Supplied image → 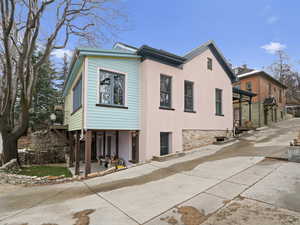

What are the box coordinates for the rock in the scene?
[0,159,20,173]
[87,172,98,178]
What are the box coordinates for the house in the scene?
[286,95,300,117]
[233,65,287,127]
[63,40,236,176]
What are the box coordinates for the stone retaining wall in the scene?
[0,166,129,186]
[182,129,232,151]
[18,129,68,165]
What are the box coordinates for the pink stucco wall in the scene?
[139,48,233,161]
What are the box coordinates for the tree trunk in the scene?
[1,130,19,164]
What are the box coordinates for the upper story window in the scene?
[73,76,82,113]
[215,88,223,116]
[99,69,125,106]
[160,74,172,108]
[207,57,213,70]
[246,81,252,92]
[184,81,194,112]
[268,83,272,96]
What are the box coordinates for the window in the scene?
[160,74,172,108]
[215,88,223,116]
[160,132,170,156]
[184,81,194,112]
[246,81,252,92]
[72,77,82,112]
[269,83,272,96]
[207,57,213,70]
[99,69,125,106]
[235,85,240,89]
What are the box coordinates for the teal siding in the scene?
[86,56,140,130]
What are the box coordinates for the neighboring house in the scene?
[233,66,287,127]
[286,95,300,117]
[63,40,236,175]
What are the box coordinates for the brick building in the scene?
[233,66,287,127]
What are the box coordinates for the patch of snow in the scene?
[237,70,262,78]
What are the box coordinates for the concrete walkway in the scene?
[1,119,300,225]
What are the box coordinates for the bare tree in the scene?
[0,0,125,164]
[268,50,300,102]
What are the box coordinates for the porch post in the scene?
[85,130,92,176]
[136,131,139,162]
[239,94,242,127]
[68,132,74,167]
[74,131,80,176]
[94,132,97,160]
[103,131,106,157]
[249,97,252,121]
[116,130,119,157]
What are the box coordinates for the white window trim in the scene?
[97,67,128,107]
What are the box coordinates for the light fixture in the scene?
[50,113,56,122]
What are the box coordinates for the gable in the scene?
[184,41,236,82]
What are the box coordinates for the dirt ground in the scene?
[202,198,300,225]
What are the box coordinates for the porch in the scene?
[67,130,139,177]
[232,87,257,128]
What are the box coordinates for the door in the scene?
[107,136,112,156]
[234,108,239,122]
[264,109,268,125]
[160,132,169,156]
[97,135,103,159]
[131,132,139,163]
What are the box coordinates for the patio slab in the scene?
[242,162,300,213]
[99,173,219,224]
[205,181,248,200]
[2,191,138,225]
[145,193,226,225]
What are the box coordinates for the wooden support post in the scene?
[249,97,252,121]
[116,131,119,157]
[103,131,106,157]
[94,132,97,160]
[85,130,92,177]
[136,131,139,162]
[239,95,242,127]
[74,131,80,176]
[68,132,74,167]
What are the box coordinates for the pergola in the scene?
[232,87,257,127]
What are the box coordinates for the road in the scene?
[1,119,300,225]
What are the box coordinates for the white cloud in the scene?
[267,16,279,24]
[52,49,73,59]
[261,42,286,54]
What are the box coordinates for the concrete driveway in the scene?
[1,119,300,225]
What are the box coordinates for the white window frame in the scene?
[97,67,128,107]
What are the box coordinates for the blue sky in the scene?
[55,0,300,71]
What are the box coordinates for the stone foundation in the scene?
[182,129,232,151]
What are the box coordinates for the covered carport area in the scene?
[233,87,257,127]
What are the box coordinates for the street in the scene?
[1,119,300,225]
